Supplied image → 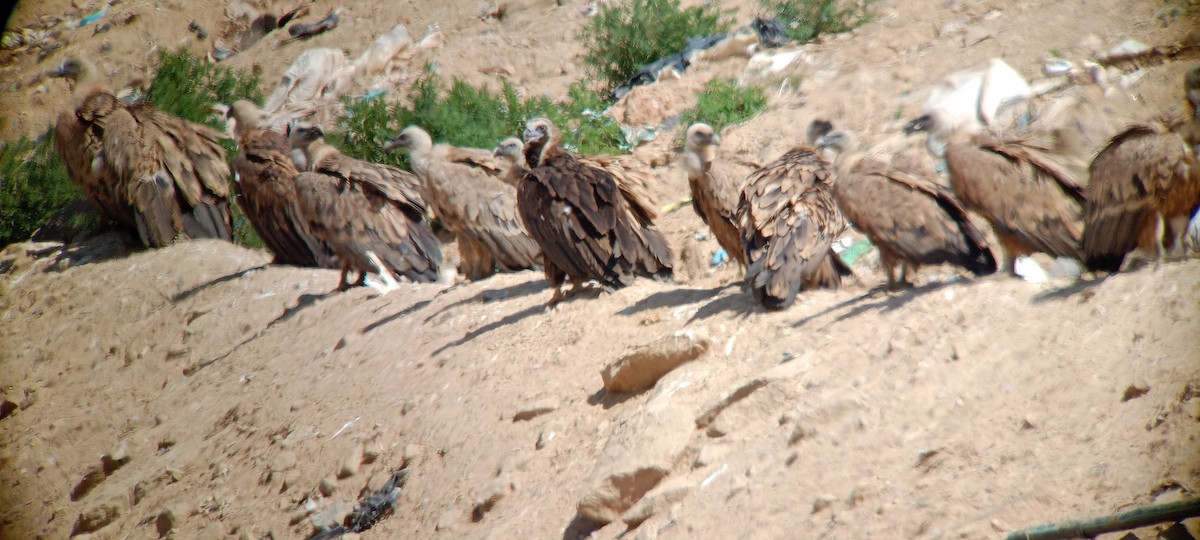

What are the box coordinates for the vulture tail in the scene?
[1082,206,1150,273]
[182,200,234,242]
[964,245,998,276]
[133,173,183,248]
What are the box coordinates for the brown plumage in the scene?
[228,100,336,268]
[681,123,752,270]
[51,57,232,248]
[812,122,996,288]
[1083,121,1200,271]
[385,126,540,280]
[288,122,442,290]
[519,118,673,305]
[942,132,1086,274]
[494,137,528,188]
[737,140,851,311]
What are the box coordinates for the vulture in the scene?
[681,123,754,270]
[518,117,674,305]
[810,120,997,289]
[384,126,540,280]
[227,100,336,268]
[494,137,527,187]
[287,122,442,292]
[907,120,1086,274]
[736,137,851,311]
[51,57,232,248]
[1082,68,1200,271]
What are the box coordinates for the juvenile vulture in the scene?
[228,100,336,268]
[494,137,527,187]
[519,117,674,305]
[288,122,442,292]
[736,138,851,311]
[51,57,232,247]
[907,120,1086,274]
[681,123,754,270]
[810,120,996,288]
[1082,68,1200,271]
[384,126,540,280]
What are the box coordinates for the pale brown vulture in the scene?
[228,100,336,268]
[519,117,674,305]
[736,140,851,311]
[1083,118,1200,271]
[287,122,442,292]
[681,123,753,270]
[384,126,540,280]
[810,121,996,288]
[494,137,527,187]
[907,121,1086,274]
[51,57,232,248]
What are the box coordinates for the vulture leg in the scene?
[881,252,899,291]
[994,232,1028,276]
[337,262,354,292]
[1166,214,1191,260]
[363,250,401,296]
[898,263,915,289]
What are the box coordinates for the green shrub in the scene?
[758,0,871,43]
[680,78,768,133]
[0,129,84,247]
[328,73,627,167]
[579,0,731,91]
[147,49,263,131]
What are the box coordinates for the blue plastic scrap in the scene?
[710,248,729,267]
[79,9,107,28]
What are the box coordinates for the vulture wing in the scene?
[738,146,849,311]
[689,159,752,268]
[54,95,129,227]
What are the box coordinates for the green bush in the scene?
[680,78,768,133]
[0,129,84,247]
[328,73,627,168]
[758,0,871,43]
[579,0,731,91]
[147,49,263,131]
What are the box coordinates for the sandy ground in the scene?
[2,0,1200,538]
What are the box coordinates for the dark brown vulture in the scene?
[1083,118,1200,271]
[811,121,997,288]
[736,139,851,311]
[936,131,1086,274]
[287,122,442,292]
[681,123,754,270]
[384,126,540,280]
[51,57,232,248]
[228,100,336,268]
[519,117,674,305]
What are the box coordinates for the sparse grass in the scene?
[0,128,84,248]
[579,0,732,91]
[680,78,768,133]
[328,73,627,168]
[758,0,872,43]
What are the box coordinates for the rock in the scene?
[319,476,338,497]
[602,330,710,394]
[472,476,514,521]
[812,494,836,514]
[498,452,531,476]
[695,378,769,430]
[577,387,695,523]
[362,437,383,464]
[536,421,560,450]
[155,505,183,536]
[311,500,354,531]
[72,500,122,536]
[338,444,364,479]
[609,82,698,127]
[621,477,693,526]
[71,464,107,501]
[270,450,297,472]
[513,399,558,422]
[1121,383,1149,402]
[693,443,731,468]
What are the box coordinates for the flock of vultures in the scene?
[46,56,1200,311]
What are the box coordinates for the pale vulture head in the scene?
[227,100,266,138]
[286,120,326,168]
[684,123,720,153]
[48,57,105,97]
[383,126,434,154]
[812,122,859,163]
[493,137,525,164]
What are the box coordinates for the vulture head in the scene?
[813,126,858,163]
[522,117,561,166]
[227,100,266,138]
[806,118,835,144]
[48,57,106,96]
[493,137,526,164]
[383,126,433,154]
[902,114,934,135]
[684,123,720,152]
[286,121,326,168]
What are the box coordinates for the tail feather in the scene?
[133,173,183,248]
[182,199,233,241]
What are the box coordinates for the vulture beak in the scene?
[710,133,721,146]
[903,114,933,135]
[522,126,541,144]
[383,138,403,151]
[47,64,69,78]
[492,147,503,158]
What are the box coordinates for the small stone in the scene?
[156,506,181,536]
[402,443,424,466]
[73,501,123,536]
[1121,383,1150,402]
[812,494,836,514]
[472,476,513,521]
[131,481,148,506]
[310,500,354,532]
[784,451,799,466]
[601,330,710,393]
[319,476,338,497]
[362,438,383,464]
[337,444,364,479]
[513,399,558,422]
[71,465,107,501]
[788,423,816,445]
[536,422,559,450]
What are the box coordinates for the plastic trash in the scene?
[710,248,729,267]
[79,9,107,28]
